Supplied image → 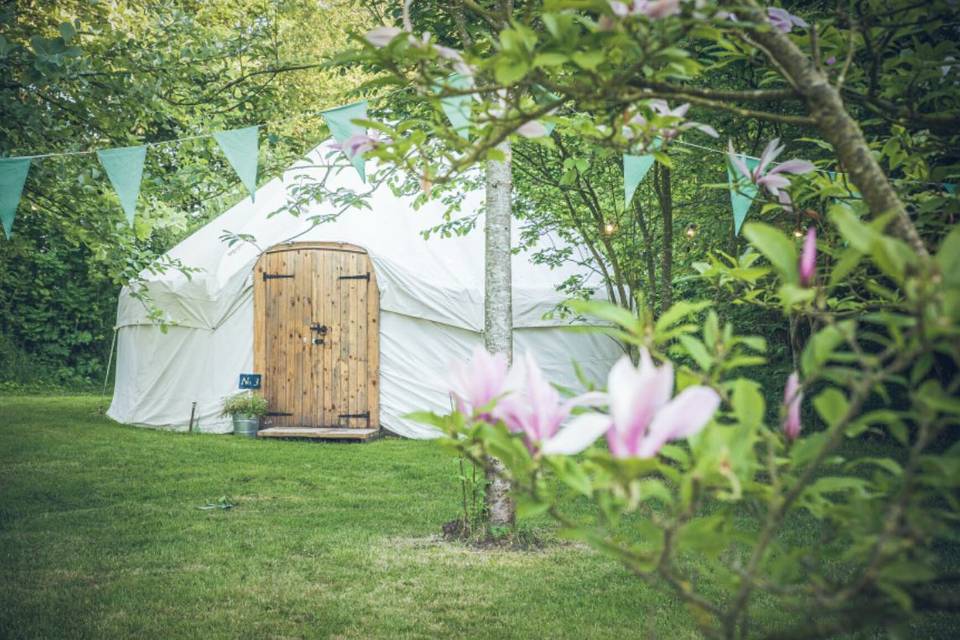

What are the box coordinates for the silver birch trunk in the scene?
[483,138,515,528]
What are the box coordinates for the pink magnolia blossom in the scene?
[800,227,817,286]
[782,372,803,440]
[364,26,475,76]
[767,7,809,33]
[728,138,815,199]
[515,120,550,139]
[542,350,720,459]
[492,353,606,452]
[364,26,404,47]
[609,0,682,20]
[625,100,719,141]
[330,132,385,158]
[449,346,509,418]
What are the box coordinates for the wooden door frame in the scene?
[252,241,380,428]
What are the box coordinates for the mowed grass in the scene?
[0,396,694,640]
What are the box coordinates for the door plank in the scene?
[255,243,379,431]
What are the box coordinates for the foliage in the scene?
[220,391,268,418]
[350,1,960,637]
[0,0,368,383]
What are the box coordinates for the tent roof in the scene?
[118,145,603,332]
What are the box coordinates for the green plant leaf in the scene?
[742,222,799,284]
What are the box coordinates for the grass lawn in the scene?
[1,395,697,640]
[2,396,957,639]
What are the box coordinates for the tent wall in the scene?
[109,299,623,438]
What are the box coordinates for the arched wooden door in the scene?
[253,242,379,430]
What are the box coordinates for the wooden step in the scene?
[256,427,381,442]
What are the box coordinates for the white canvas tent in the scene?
[108,146,622,438]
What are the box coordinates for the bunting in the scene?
[213,126,260,201]
[322,101,369,182]
[3,99,958,243]
[97,145,147,225]
[0,157,31,239]
[727,155,760,236]
[623,154,656,208]
[438,74,474,140]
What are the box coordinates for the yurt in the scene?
[107,146,622,439]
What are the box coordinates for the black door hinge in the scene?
[338,411,371,427]
[263,272,295,281]
[265,411,293,417]
[338,273,370,281]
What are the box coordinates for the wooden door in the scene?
[253,243,380,429]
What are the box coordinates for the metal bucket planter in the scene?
[232,415,260,438]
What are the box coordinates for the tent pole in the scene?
[98,326,118,415]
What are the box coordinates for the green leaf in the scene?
[813,388,849,428]
[678,335,713,370]
[654,300,711,335]
[494,59,530,84]
[571,50,604,70]
[830,205,878,253]
[732,378,764,429]
[533,52,569,67]
[742,222,798,284]
[59,22,77,43]
[566,299,639,332]
[635,479,673,506]
[516,495,552,519]
[552,457,593,497]
[936,224,960,288]
[801,323,848,377]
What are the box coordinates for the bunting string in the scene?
[1,86,956,240]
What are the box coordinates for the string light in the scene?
[602,221,617,236]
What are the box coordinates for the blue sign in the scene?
[239,373,262,390]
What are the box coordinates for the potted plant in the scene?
[221,392,268,437]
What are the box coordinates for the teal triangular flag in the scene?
[0,157,31,239]
[97,145,146,225]
[945,183,956,195]
[213,126,259,201]
[322,101,368,182]
[624,154,655,207]
[438,74,473,140]
[532,86,559,136]
[727,155,760,236]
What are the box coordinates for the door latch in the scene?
[310,323,328,345]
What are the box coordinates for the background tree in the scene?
[0,0,366,388]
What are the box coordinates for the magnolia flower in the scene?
[515,120,550,139]
[800,227,817,286]
[543,350,720,459]
[767,7,809,33]
[492,353,606,452]
[330,133,384,158]
[364,26,474,76]
[728,138,815,199]
[449,346,509,418]
[364,25,404,47]
[609,0,682,20]
[782,372,803,440]
[625,100,719,141]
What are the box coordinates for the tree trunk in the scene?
[655,165,674,311]
[483,138,515,529]
[743,4,927,258]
